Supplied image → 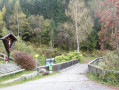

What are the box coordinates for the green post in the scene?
[49,64,52,71]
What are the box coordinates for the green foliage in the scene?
[0,72,58,88]
[104,72,118,85]
[0,11,3,30]
[0,40,6,54]
[0,26,9,37]
[55,51,82,63]
[0,70,33,83]
[37,48,63,58]
[11,41,46,66]
[80,30,97,51]
[98,51,119,71]
[0,0,101,52]
[87,71,119,86]
[14,41,35,55]
[41,20,51,45]
[0,0,99,52]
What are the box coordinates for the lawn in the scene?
[0,70,33,83]
[0,60,5,63]
[81,56,97,64]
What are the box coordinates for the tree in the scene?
[50,18,56,49]
[80,30,97,51]
[41,19,51,45]
[28,15,44,46]
[66,0,93,52]
[9,0,31,39]
[97,0,119,56]
[0,26,9,37]
[1,5,6,16]
[56,22,76,51]
[0,11,3,30]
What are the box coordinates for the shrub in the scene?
[36,48,63,58]
[13,51,35,70]
[55,51,82,63]
[98,51,119,70]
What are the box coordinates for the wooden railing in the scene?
[0,53,13,60]
[0,63,25,77]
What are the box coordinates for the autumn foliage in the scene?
[97,0,119,50]
[13,51,35,70]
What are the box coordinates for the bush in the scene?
[36,48,63,58]
[13,51,35,70]
[12,41,46,66]
[55,51,82,63]
[98,51,119,70]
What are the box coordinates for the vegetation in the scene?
[85,0,119,86]
[55,51,82,63]
[0,0,98,52]
[0,70,33,83]
[0,0,119,87]
[0,72,58,88]
[98,51,119,71]
[87,72,119,86]
[13,51,35,70]
[66,0,94,52]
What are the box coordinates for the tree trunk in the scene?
[115,27,119,57]
[75,6,79,53]
[17,7,20,40]
[50,28,54,49]
[76,21,79,53]
[113,7,119,58]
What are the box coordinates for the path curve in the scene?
[1,64,117,90]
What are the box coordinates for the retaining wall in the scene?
[39,59,78,72]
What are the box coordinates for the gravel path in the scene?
[1,64,118,90]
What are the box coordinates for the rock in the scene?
[39,68,49,76]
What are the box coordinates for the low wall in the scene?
[88,57,119,79]
[39,59,78,72]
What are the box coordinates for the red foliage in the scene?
[97,0,119,50]
[13,51,35,70]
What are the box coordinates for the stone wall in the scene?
[39,59,79,72]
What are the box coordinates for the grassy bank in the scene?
[87,73,119,87]
[0,72,58,88]
[0,70,33,83]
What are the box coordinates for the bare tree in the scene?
[66,0,93,52]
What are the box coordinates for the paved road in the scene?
[1,64,117,90]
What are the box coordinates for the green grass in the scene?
[82,56,96,60]
[80,56,96,64]
[0,70,33,83]
[0,72,58,88]
[0,60,5,63]
[86,73,119,87]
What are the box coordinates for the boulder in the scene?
[39,68,49,76]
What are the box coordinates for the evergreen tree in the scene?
[9,0,31,38]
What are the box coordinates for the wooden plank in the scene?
[0,69,25,77]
